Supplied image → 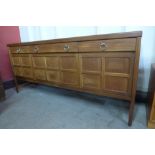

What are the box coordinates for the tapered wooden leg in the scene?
[128,101,135,126]
[14,78,19,93]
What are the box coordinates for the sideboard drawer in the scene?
[32,42,78,53]
[10,46,31,53]
[78,38,136,52]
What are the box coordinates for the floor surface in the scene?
[0,84,147,129]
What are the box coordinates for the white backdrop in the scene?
[19,26,155,92]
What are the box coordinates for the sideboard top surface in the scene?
[7,31,142,47]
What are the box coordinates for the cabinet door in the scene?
[60,54,79,87]
[20,55,32,67]
[32,56,46,69]
[103,52,134,96]
[45,55,60,83]
[79,53,103,91]
[12,54,21,66]
[32,55,46,81]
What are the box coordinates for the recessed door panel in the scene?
[80,56,102,73]
[46,56,59,70]
[60,72,79,86]
[33,57,46,68]
[46,70,60,83]
[79,54,102,91]
[21,56,31,67]
[12,57,21,66]
[22,68,33,79]
[104,76,129,93]
[34,69,46,81]
[105,57,130,74]
[60,55,78,71]
[81,74,101,90]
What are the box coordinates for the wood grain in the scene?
[8,31,142,126]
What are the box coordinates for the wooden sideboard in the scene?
[8,31,142,126]
[148,64,155,128]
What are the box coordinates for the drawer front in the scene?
[78,38,136,52]
[33,42,78,53]
[10,46,32,53]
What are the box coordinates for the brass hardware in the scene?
[64,44,70,51]
[100,42,107,50]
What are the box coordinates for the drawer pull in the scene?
[100,42,107,50]
[16,48,21,53]
[64,44,70,51]
[34,46,39,53]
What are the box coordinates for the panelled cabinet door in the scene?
[79,53,103,91]
[20,55,32,67]
[32,55,46,81]
[12,54,21,66]
[103,52,134,96]
[12,54,33,79]
[45,55,60,83]
[60,54,79,87]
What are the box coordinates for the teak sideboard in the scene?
[8,31,142,126]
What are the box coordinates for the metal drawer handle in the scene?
[16,48,21,53]
[100,42,107,49]
[34,46,39,53]
[64,44,70,51]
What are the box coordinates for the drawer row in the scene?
[10,38,137,54]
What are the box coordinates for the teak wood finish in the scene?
[8,31,142,126]
[148,64,155,128]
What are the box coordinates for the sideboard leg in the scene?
[128,101,135,126]
[14,78,19,93]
